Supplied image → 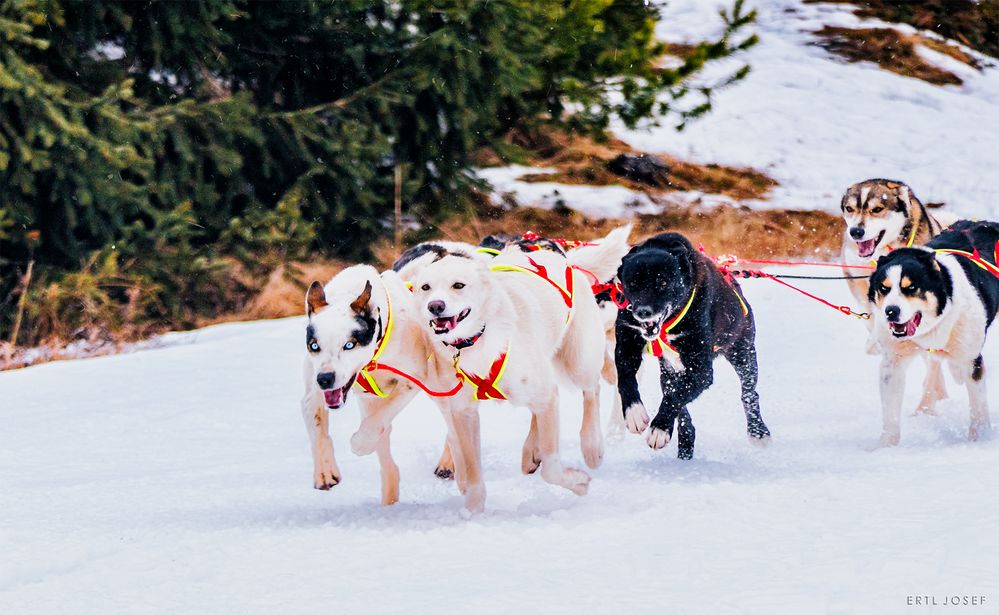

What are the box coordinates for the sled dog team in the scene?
[300,178,999,512]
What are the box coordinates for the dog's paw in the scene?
[748,434,771,448]
[646,427,671,450]
[461,484,486,517]
[563,467,591,496]
[604,417,628,444]
[912,405,939,417]
[878,431,900,448]
[969,421,990,442]
[350,426,384,456]
[434,465,454,480]
[314,466,340,490]
[521,446,541,475]
[624,403,650,434]
[677,445,694,460]
[864,336,881,356]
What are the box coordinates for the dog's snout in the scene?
[316,372,335,390]
[884,305,901,322]
[634,306,655,321]
[849,226,865,240]
[428,300,446,316]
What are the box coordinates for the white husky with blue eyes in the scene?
[300,263,457,505]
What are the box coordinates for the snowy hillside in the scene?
[484,0,999,218]
[3,276,998,614]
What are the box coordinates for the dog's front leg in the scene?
[533,391,590,496]
[648,349,712,457]
[878,352,912,447]
[350,386,415,456]
[301,387,340,490]
[450,402,486,514]
[966,355,991,441]
[615,320,649,434]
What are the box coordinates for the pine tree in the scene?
[0,0,756,344]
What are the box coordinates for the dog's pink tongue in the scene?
[857,238,877,257]
[323,388,344,408]
[436,316,457,331]
[906,313,921,337]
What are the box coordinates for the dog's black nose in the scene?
[849,226,865,240]
[316,372,335,389]
[884,305,901,322]
[634,306,654,321]
[428,300,446,316]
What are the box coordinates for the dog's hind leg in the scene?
[580,387,604,469]
[533,393,590,495]
[724,339,771,447]
[301,387,341,490]
[434,442,455,480]
[914,356,947,416]
[375,425,400,505]
[676,407,696,460]
[521,414,541,475]
[602,346,628,442]
[966,355,991,441]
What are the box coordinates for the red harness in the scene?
[454,350,509,401]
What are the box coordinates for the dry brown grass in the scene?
[507,126,777,201]
[238,261,346,321]
[806,0,999,59]
[430,203,843,261]
[3,204,845,371]
[814,26,977,86]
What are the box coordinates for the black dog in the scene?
[614,233,771,458]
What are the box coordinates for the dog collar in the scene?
[445,326,486,350]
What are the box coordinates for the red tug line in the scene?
[359,234,883,402]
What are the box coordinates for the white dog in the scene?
[300,262,459,505]
[405,227,630,513]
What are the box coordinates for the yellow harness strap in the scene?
[646,289,697,357]
[353,282,394,398]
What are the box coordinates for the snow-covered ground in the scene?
[4,276,999,614]
[485,0,999,219]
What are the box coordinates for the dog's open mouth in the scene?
[322,375,356,409]
[640,320,663,341]
[855,230,886,258]
[431,307,471,335]
[889,311,921,338]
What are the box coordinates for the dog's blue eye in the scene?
[308,340,320,352]
[343,341,356,350]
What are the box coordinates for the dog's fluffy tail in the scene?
[566,224,632,282]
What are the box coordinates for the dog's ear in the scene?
[350,280,373,315]
[893,184,911,213]
[306,281,327,316]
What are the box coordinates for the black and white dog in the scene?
[614,233,771,459]
[869,220,999,446]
